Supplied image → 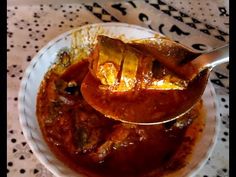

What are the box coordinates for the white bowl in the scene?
[18,22,219,177]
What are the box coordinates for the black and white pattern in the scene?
[145,0,228,42]
[82,1,228,51]
[84,3,119,22]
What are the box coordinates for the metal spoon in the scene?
[190,45,229,80]
[130,37,229,81]
[81,37,229,125]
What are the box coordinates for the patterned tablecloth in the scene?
[7,0,229,176]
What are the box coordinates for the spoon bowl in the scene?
[81,36,229,125]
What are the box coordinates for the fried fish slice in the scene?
[129,37,199,81]
[89,35,124,88]
[115,45,140,92]
[87,35,187,92]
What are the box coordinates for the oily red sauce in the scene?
[37,59,205,177]
[81,70,209,123]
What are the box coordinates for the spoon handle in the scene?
[192,45,229,72]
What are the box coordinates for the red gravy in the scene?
[37,56,205,177]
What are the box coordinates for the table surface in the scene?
[7,0,229,176]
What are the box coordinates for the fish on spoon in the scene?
[80,35,229,125]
